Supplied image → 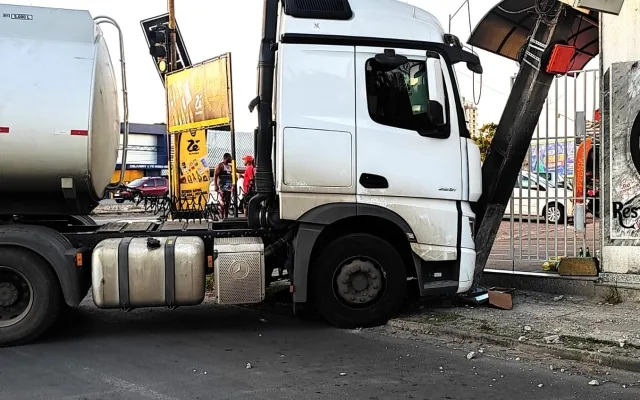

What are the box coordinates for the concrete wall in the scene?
[600,0,640,278]
[601,0,640,70]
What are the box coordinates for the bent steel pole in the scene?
[471,6,576,288]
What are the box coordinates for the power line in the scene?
[456,71,511,97]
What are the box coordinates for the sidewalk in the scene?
[91,201,147,215]
[391,290,640,371]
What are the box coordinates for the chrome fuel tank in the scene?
[92,237,206,309]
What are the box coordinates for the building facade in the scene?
[112,123,169,184]
[462,97,479,136]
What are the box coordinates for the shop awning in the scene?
[468,1,599,72]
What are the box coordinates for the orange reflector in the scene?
[75,253,83,267]
[0,127,9,134]
[70,129,89,136]
[289,284,295,293]
[546,44,576,75]
[207,255,213,268]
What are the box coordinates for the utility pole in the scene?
[168,0,177,71]
[472,4,577,288]
[167,0,178,208]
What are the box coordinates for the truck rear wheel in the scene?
[311,233,406,328]
[0,248,62,347]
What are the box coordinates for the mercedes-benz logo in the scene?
[229,260,250,280]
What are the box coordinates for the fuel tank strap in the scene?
[117,237,133,309]
[164,237,178,307]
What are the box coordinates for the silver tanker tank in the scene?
[0,4,121,216]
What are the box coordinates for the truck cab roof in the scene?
[279,0,445,45]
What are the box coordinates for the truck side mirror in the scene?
[467,62,483,75]
[425,58,447,128]
[375,49,408,69]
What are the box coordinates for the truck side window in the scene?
[365,57,449,135]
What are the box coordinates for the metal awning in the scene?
[468,1,599,71]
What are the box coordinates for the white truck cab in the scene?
[249,0,483,326]
[0,0,484,347]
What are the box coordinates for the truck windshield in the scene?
[365,58,445,133]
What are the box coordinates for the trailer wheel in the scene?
[0,248,62,347]
[68,215,97,226]
[311,233,406,329]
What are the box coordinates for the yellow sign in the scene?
[167,54,230,133]
[177,129,209,209]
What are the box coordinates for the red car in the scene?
[114,177,168,203]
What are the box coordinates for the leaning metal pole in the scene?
[471,4,576,289]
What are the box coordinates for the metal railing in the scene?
[488,69,601,273]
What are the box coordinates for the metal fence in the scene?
[488,69,602,273]
[206,130,255,168]
[162,129,255,176]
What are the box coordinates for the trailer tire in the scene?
[0,248,62,347]
[69,215,97,226]
[311,233,406,329]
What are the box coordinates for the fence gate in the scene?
[488,69,602,273]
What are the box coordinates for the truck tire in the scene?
[0,247,62,347]
[69,215,97,226]
[311,233,406,329]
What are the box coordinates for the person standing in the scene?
[241,155,256,215]
[214,152,233,219]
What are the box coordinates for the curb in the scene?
[388,319,640,373]
[91,208,149,215]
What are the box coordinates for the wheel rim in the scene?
[332,257,387,310]
[0,267,34,328]
[547,207,561,223]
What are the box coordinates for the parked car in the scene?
[114,177,168,203]
[540,171,572,191]
[506,171,574,224]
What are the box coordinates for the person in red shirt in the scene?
[242,155,255,215]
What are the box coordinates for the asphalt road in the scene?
[1,300,638,400]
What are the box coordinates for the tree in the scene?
[471,122,497,162]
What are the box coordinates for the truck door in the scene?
[354,46,463,202]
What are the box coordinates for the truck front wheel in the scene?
[0,248,62,347]
[311,233,406,328]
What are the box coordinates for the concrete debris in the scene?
[553,295,564,302]
[538,384,544,388]
[524,326,532,332]
[544,335,561,344]
[588,380,600,386]
[549,365,554,371]
[518,336,527,342]
[515,357,521,361]
[246,363,253,369]
[466,352,476,360]
[560,369,566,373]
[478,348,485,353]
[619,340,626,348]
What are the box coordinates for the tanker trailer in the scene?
[0,4,127,218]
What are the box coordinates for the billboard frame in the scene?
[166,53,233,134]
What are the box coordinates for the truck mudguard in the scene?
[292,202,416,302]
[0,225,85,306]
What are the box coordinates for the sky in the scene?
[10,0,599,132]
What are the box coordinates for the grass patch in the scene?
[602,285,623,305]
[205,275,215,292]
[479,322,495,332]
